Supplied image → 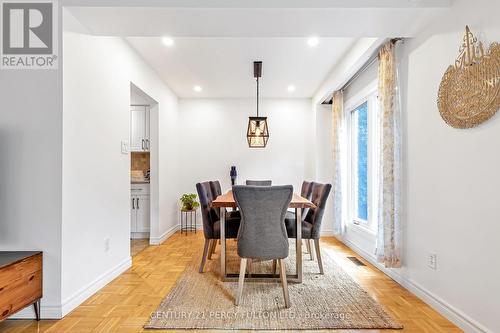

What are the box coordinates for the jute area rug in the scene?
[145,240,402,330]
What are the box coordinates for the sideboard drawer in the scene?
[0,270,42,321]
[0,251,43,322]
[0,254,42,289]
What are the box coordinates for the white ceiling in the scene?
[126,37,357,98]
[66,1,451,98]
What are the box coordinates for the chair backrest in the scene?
[301,181,313,198]
[210,180,222,197]
[209,181,222,218]
[233,185,292,260]
[305,182,332,239]
[300,181,314,216]
[196,181,219,239]
[245,180,272,186]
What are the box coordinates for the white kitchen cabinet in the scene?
[131,184,150,238]
[130,106,150,152]
[135,195,150,232]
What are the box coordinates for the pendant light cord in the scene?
[256,77,259,117]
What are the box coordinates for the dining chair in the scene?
[196,181,241,273]
[209,180,222,198]
[232,185,293,308]
[285,181,314,256]
[245,180,272,186]
[285,182,332,274]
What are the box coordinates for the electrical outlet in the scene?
[104,238,111,252]
[121,141,129,154]
[428,253,437,270]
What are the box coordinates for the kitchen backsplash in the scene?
[131,152,150,172]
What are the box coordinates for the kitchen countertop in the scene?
[131,180,150,184]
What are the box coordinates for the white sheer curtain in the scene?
[332,90,344,235]
[376,41,402,268]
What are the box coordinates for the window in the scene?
[351,102,369,221]
[346,89,379,230]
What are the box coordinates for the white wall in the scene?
[61,10,179,315]
[401,1,500,331]
[0,8,63,319]
[178,98,315,208]
[314,1,500,332]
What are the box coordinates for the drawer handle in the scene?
[29,275,35,281]
[2,309,9,316]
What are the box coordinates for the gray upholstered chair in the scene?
[245,180,272,186]
[196,181,241,273]
[209,180,222,198]
[285,182,332,274]
[232,185,293,308]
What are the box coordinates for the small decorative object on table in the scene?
[180,194,200,235]
[230,166,237,185]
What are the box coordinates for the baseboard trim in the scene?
[60,256,132,317]
[10,304,62,320]
[320,229,335,236]
[11,257,132,320]
[150,224,179,245]
[341,237,491,333]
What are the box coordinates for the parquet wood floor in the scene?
[0,233,462,332]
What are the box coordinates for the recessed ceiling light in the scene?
[307,36,319,47]
[193,85,202,92]
[287,85,296,92]
[161,37,174,47]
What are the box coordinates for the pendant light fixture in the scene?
[247,61,269,148]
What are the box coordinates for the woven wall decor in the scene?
[438,26,500,129]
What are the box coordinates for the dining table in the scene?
[211,190,315,283]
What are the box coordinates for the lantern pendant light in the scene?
[247,61,269,148]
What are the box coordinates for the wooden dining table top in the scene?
[211,190,316,209]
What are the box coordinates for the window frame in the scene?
[344,80,379,233]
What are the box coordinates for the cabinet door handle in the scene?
[146,139,149,150]
[141,139,145,150]
[132,198,135,209]
[137,198,140,209]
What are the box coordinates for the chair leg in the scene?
[247,259,252,277]
[314,239,324,275]
[278,259,291,308]
[303,239,309,253]
[235,258,247,305]
[272,259,277,276]
[199,239,210,273]
[208,239,216,260]
[306,239,314,260]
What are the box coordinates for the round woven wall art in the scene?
[438,26,500,129]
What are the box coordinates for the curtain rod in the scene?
[322,38,403,104]
[341,38,403,92]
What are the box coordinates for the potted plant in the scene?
[180,193,200,211]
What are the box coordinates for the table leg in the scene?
[220,207,226,280]
[296,207,302,283]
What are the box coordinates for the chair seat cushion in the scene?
[227,210,241,219]
[284,216,314,239]
[213,214,241,239]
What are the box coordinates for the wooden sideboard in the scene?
[0,252,42,321]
